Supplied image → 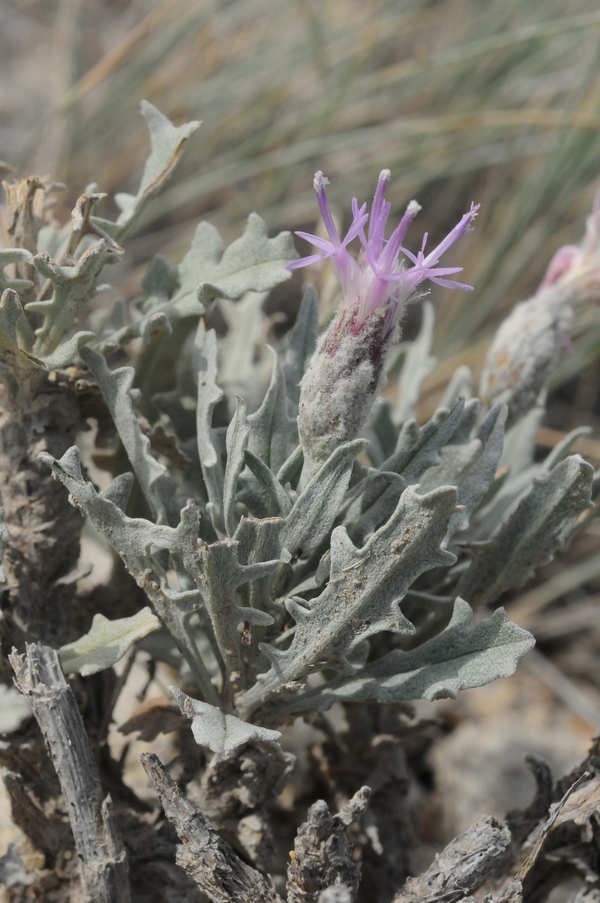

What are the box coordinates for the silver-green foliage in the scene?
[3,101,593,756]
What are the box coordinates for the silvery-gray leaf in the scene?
[441,364,473,408]
[419,404,507,539]
[219,292,271,407]
[197,213,296,306]
[111,212,297,348]
[92,101,200,240]
[0,289,45,374]
[28,241,121,355]
[382,399,464,483]
[81,346,177,524]
[194,323,225,532]
[141,254,179,304]
[223,396,251,535]
[170,686,283,757]
[234,515,289,614]
[59,608,160,676]
[181,533,280,693]
[283,439,367,559]
[247,347,296,473]
[500,405,544,473]
[446,397,481,445]
[244,450,293,519]
[365,399,397,467]
[0,248,34,295]
[283,284,319,417]
[99,472,135,512]
[458,454,593,607]
[38,448,220,703]
[240,485,457,717]
[447,403,507,538]
[105,226,217,345]
[343,470,407,546]
[39,447,190,565]
[418,440,481,496]
[277,445,304,490]
[289,598,533,713]
[40,330,95,369]
[475,422,592,540]
[393,300,436,424]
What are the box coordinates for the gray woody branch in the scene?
[392,815,512,903]
[141,752,284,903]
[287,787,371,903]
[9,642,130,903]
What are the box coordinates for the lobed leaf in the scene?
[240,484,458,717]
[92,101,201,241]
[194,323,225,531]
[0,289,45,373]
[282,439,367,559]
[81,346,177,524]
[28,241,121,355]
[196,213,296,306]
[383,399,465,484]
[458,454,594,607]
[170,687,283,757]
[289,598,534,713]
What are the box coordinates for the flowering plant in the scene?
[1,104,596,903]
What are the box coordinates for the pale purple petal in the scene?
[286,252,330,270]
[379,201,421,271]
[368,170,391,256]
[295,231,335,252]
[314,171,341,247]
[421,203,479,268]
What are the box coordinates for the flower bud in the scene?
[481,189,600,421]
[479,285,574,422]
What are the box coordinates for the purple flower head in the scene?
[288,170,478,337]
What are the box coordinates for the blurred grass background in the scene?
[3,0,600,359]
[4,0,600,746]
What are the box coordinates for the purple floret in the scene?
[288,169,478,335]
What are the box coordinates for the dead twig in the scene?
[10,642,130,903]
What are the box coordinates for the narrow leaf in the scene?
[283,439,367,559]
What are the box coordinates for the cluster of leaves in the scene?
[1,103,596,763]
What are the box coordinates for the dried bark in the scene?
[0,369,86,650]
[287,787,371,903]
[188,742,294,871]
[391,815,512,903]
[141,752,284,903]
[9,643,130,903]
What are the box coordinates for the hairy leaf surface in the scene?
[289,598,534,712]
